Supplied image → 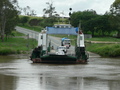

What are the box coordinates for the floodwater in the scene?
[0,53,120,90]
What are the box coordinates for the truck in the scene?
[61,38,71,49]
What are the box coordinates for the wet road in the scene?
[0,54,120,90]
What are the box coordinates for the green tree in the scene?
[5,8,19,38]
[110,0,120,37]
[70,10,97,27]
[22,6,36,16]
[19,16,29,26]
[94,15,112,36]
[42,1,59,27]
[83,17,97,36]
[43,1,57,17]
[0,0,19,42]
[40,17,57,27]
[70,10,98,36]
[0,0,18,41]
[70,10,112,36]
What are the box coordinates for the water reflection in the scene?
[0,74,120,90]
[0,55,120,90]
[0,55,15,63]
[0,74,17,90]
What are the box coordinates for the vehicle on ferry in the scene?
[61,38,71,49]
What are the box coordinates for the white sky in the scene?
[17,0,115,16]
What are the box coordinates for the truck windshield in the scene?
[64,40,70,43]
[64,40,70,44]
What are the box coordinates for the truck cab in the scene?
[61,38,71,49]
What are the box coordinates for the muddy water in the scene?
[0,54,120,90]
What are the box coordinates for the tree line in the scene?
[1,0,120,43]
[18,1,68,28]
[70,10,113,36]
[70,0,120,37]
[41,0,120,37]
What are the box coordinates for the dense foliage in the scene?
[0,0,19,42]
[70,10,115,37]
[18,15,58,30]
[109,0,120,37]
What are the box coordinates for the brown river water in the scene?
[0,53,120,90]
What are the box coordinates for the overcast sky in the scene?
[17,0,115,16]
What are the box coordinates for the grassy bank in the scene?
[86,43,120,57]
[17,24,42,32]
[0,31,37,55]
[85,37,120,42]
[85,37,120,57]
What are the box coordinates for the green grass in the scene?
[18,24,43,32]
[12,31,25,36]
[86,43,120,57]
[0,32,37,55]
[85,37,120,42]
